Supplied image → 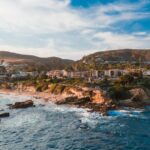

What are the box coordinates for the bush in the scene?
[119,74,134,85]
[53,85,66,94]
[36,84,42,92]
[49,83,57,93]
[109,85,130,100]
[141,78,150,89]
[36,83,48,92]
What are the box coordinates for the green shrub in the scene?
[53,85,66,94]
[141,78,150,89]
[49,83,57,93]
[36,84,42,92]
[109,85,130,100]
[36,83,48,92]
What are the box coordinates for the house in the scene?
[0,74,8,81]
[0,60,9,67]
[104,69,124,78]
[62,70,68,77]
[69,71,82,78]
[25,71,38,77]
[10,71,33,80]
[89,70,98,78]
[46,70,68,78]
[143,70,150,76]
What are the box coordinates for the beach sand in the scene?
[0,89,67,103]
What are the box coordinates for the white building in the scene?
[104,69,124,78]
[143,70,150,76]
[11,73,27,79]
[46,70,68,78]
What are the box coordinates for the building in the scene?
[11,72,27,79]
[69,71,82,78]
[104,69,124,78]
[0,74,8,81]
[46,70,69,79]
[143,70,150,76]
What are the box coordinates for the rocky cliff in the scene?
[0,82,150,115]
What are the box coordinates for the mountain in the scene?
[71,49,150,70]
[0,49,150,72]
[0,51,74,71]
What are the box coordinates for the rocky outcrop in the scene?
[56,96,91,105]
[130,88,149,101]
[56,96,78,105]
[56,87,116,115]
[9,100,34,109]
[118,88,150,108]
[0,112,10,118]
[1,81,150,115]
[91,90,109,104]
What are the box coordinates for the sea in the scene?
[0,94,150,150]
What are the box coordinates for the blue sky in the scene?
[0,0,149,60]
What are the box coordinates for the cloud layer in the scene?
[0,0,149,59]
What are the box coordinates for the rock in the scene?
[72,97,91,105]
[129,88,150,102]
[0,112,10,118]
[118,88,150,108]
[56,96,78,105]
[56,96,91,106]
[9,100,34,109]
[92,90,108,104]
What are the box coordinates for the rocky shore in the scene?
[0,83,150,116]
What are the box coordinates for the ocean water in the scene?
[0,94,150,150]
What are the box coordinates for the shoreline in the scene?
[0,89,66,103]
[0,87,150,116]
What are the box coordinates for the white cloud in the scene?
[0,0,149,59]
[92,31,150,50]
[0,0,88,33]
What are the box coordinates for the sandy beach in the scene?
[0,89,66,103]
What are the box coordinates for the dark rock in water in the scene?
[0,112,10,118]
[7,104,13,107]
[73,97,91,105]
[79,124,88,129]
[56,96,91,106]
[9,100,34,109]
[56,96,78,105]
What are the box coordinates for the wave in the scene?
[107,108,144,117]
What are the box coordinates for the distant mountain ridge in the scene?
[82,49,150,62]
[0,49,150,71]
[71,49,150,70]
[0,51,74,71]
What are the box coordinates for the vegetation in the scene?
[72,49,150,71]
[108,85,130,100]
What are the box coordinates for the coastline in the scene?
[0,87,116,116]
[0,85,150,116]
[0,89,66,103]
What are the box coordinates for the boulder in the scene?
[9,100,34,109]
[56,96,91,106]
[129,88,149,102]
[0,112,10,118]
[118,88,150,108]
[72,97,91,106]
[56,96,78,105]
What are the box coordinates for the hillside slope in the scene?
[71,49,150,70]
[0,51,74,71]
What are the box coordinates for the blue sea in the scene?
[0,94,150,150]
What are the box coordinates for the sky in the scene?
[0,0,149,60]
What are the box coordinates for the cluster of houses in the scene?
[46,68,150,81]
[0,60,150,82]
[0,61,38,82]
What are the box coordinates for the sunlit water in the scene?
[0,94,150,150]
